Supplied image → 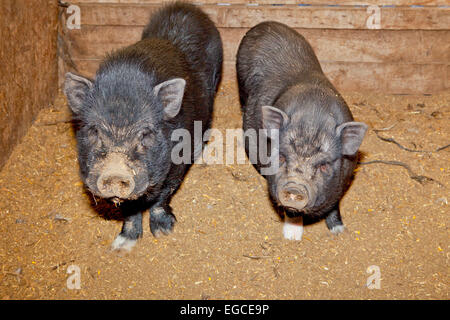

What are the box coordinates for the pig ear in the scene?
[336,122,368,155]
[261,106,289,130]
[64,72,93,115]
[154,78,186,120]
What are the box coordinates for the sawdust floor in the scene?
[0,81,448,300]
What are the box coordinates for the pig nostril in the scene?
[113,178,131,190]
[283,189,304,202]
[102,178,112,188]
[290,193,304,201]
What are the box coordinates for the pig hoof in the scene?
[329,225,345,235]
[150,207,176,237]
[283,218,303,241]
[111,235,137,251]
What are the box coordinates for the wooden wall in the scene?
[60,1,449,94]
[0,0,59,169]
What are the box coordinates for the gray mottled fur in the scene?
[237,21,367,229]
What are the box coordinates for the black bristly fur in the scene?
[65,2,223,248]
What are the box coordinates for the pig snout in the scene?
[97,173,135,199]
[96,153,136,199]
[278,182,309,210]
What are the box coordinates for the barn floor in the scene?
[0,81,448,300]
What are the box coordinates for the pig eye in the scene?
[87,126,101,146]
[88,126,98,136]
[140,129,154,148]
[318,163,330,174]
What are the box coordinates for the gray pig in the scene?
[237,21,367,240]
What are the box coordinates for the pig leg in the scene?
[325,204,345,234]
[111,212,143,251]
[283,215,304,241]
[149,192,177,237]
[149,170,187,237]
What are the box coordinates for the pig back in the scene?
[142,2,223,100]
[237,21,323,109]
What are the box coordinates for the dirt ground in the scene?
[0,81,448,300]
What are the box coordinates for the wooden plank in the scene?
[65,26,450,64]
[60,2,449,94]
[68,58,448,94]
[72,3,450,30]
[71,0,450,6]
[210,5,450,30]
[321,61,447,94]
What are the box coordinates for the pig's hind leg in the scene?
[325,204,345,234]
[111,212,143,251]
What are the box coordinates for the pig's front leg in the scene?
[149,195,177,237]
[149,172,185,237]
[111,212,143,251]
[325,204,345,234]
[283,214,304,241]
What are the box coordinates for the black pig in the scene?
[64,2,223,250]
[237,21,367,240]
